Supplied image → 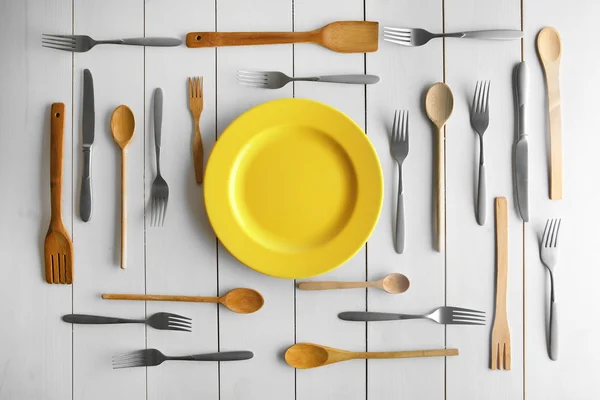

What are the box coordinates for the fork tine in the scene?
[452,310,486,318]
[42,34,75,39]
[42,39,76,47]
[491,343,499,370]
[542,219,551,247]
[162,199,168,226]
[453,314,486,322]
[550,218,559,247]
[449,320,486,326]
[167,326,192,332]
[484,81,491,113]
[383,32,411,41]
[477,81,485,113]
[383,37,412,46]
[504,343,512,370]
[113,349,146,359]
[166,313,191,321]
[42,35,75,43]
[383,27,412,34]
[472,81,480,112]
[402,110,408,142]
[238,81,268,88]
[42,44,75,52]
[553,219,561,247]
[449,306,485,314]
[159,199,165,227]
[167,321,192,329]
[168,317,192,326]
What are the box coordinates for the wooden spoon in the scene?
[110,105,135,270]
[425,83,454,252]
[537,27,562,200]
[297,273,409,294]
[44,103,74,284]
[102,288,265,314]
[186,21,379,53]
[285,343,458,369]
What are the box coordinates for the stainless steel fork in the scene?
[338,306,485,325]
[470,81,491,226]
[42,34,181,53]
[150,88,169,227]
[540,218,562,361]
[62,312,191,332]
[383,27,523,47]
[390,110,409,254]
[237,70,380,89]
[113,349,254,368]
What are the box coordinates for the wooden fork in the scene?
[491,197,511,370]
[44,103,73,284]
[188,77,204,184]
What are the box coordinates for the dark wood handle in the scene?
[50,103,65,222]
[186,31,317,48]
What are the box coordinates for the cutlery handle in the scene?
[121,150,127,270]
[494,198,508,318]
[544,65,562,200]
[186,31,317,48]
[459,30,524,40]
[297,281,369,290]
[476,163,486,225]
[187,351,254,362]
[154,88,163,174]
[395,170,405,254]
[549,300,558,360]
[193,117,204,184]
[116,37,182,47]
[50,103,65,223]
[315,75,380,85]
[62,314,138,324]
[102,294,221,303]
[338,312,424,321]
[355,349,458,359]
[435,128,444,252]
[80,148,92,222]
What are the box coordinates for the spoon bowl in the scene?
[537,27,562,63]
[111,105,136,149]
[425,82,454,129]
[285,343,335,369]
[220,288,264,314]
[380,273,410,294]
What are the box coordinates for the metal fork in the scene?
[470,81,491,226]
[62,312,191,332]
[383,27,524,47]
[113,349,254,368]
[237,70,380,89]
[150,88,169,227]
[391,110,409,254]
[41,34,181,53]
[338,306,485,325]
[541,218,562,361]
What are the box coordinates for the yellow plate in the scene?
[205,98,383,279]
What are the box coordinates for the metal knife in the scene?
[515,62,529,222]
[80,69,94,221]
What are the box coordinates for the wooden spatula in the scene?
[186,21,379,53]
[44,103,73,284]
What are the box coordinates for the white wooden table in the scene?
[1,0,597,399]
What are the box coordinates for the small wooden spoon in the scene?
[425,83,454,252]
[102,288,264,314]
[297,273,409,294]
[537,27,562,200]
[186,21,379,53]
[110,105,135,270]
[285,343,458,369]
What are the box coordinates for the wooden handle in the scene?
[186,30,318,48]
[120,149,127,269]
[297,281,371,291]
[545,65,562,200]
[435,128,444,252]
[355,349,458,360]
[494,197,509,317]
[102,293,220,303]
[193,119,204,184]
[50,103,65,223]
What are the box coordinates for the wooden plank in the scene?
[215,1,295,399]
[293,0,367,399]
[524,0,600,398]
[0,1,72,399]
[365,2,446,399]
[144,1,219,398]
[71,1,145,399]
[444,0,524,398]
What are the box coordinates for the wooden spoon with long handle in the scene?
[425,83,454,252]
[297,273,409,294]
[537,27,562,200]
[285,343,458,369]
[186,21,378,53]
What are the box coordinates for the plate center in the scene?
[232,125,358,252]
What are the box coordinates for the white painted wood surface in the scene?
[0,0,598,399]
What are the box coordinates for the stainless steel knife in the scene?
[515,62,529,222]
[80,69,94,221]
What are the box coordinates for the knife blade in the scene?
[80,69,94,222]
[515,62,529,222]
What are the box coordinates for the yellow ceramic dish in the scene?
[204,98,383,279]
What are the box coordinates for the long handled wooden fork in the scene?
[44,103,74,283]
[491,197,511,370]
[188,77,204,184]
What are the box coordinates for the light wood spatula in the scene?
[186,21,378,53]
[44,103,73,284]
